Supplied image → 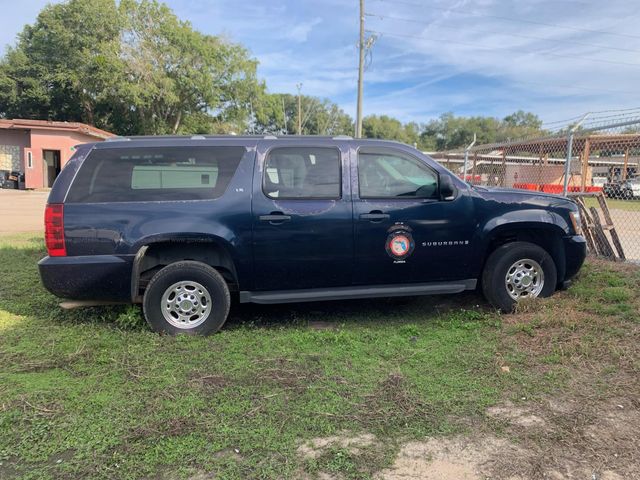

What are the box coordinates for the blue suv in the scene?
[39,136,586,334]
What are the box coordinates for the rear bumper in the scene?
[563,235,587,281]
[38,255,134,302]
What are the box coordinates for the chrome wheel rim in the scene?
[505,259,544,300]
[161,281,212,329]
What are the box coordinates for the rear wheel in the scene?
[482,241,557,312]
[143,261,230,335]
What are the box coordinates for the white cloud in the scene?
[2,0,639,126]
[357,0,640,123]
[286,17,323,42]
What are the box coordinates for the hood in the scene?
[472,185,576,208]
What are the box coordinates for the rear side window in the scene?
[66,146,246,203]
[263,147,341,199]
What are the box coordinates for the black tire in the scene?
[143,261,230,335]
[481,241,557,312]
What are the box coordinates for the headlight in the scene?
[569,211,582,235]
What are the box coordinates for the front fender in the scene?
[474,209,571,282]
[481,209,570,239]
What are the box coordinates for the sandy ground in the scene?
[0,189,48,235]
[295,395,639,479]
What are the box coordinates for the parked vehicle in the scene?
[603,178,640,199]
[39,136,586,335]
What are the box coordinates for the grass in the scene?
[583,196,640,212]
[0,234,638,479]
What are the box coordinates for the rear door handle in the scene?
[360,212,390,222]
[259,213,291,223]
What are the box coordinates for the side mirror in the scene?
[440,175,456,201]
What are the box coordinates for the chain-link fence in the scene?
[431,115,640,263]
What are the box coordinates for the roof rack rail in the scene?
[332,135,353,140]
[105,136,131,142]
[263,135,278,140]
[191,135,206,140]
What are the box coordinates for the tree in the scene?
[419,111,545,151]
[501,110,544,141]
[0,0,261,135]
[362,115,422,147]
[0,0,121,125]
[253,93,353,136]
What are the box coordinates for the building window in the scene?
[27,152,33,168]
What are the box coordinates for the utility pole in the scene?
[356,0,365,138]
[296,83,303,135]
[282,96,288,134]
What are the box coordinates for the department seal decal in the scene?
[386,231,414,261]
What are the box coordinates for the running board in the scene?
[239,279,477,304]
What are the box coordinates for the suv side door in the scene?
[351,144,476,286]
[251,140,353,291]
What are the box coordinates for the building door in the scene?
[43,150,61,188]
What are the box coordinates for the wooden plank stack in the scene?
[570,192,625,260]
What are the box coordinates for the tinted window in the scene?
[66,146,245,203]
[358,151,438,198]
[263,147,341,199]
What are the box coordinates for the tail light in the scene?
[45,204,66,256]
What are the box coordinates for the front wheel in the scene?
[143,261,230,335]
[482,241,557,312]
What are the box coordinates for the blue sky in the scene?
[1,0,639,127]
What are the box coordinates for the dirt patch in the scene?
[376,435,531,480]
[369,394,639,479]
[486,401,546,428]
[486,396,640,478]
[298,433,377,460]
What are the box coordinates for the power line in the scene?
[366,29,640,68]
[370,0,640,41]
[366,12,640,54]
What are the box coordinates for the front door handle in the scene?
[259,212,291,224]
[360,211,390,222]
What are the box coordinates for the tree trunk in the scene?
[172,110,182,134]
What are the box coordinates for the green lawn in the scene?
[582,196,640,212]
[0,234,638,479]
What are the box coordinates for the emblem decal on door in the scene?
[386,229,414,262]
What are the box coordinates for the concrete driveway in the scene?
[0,189,48,235]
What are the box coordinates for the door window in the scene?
[263,147,341,199]
[358,150,438,199]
